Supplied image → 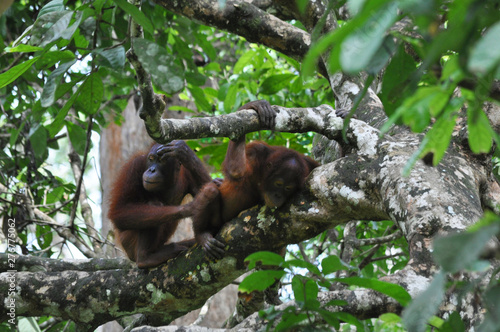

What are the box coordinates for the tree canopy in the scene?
[1,0,500,331]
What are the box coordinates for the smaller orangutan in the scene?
[108,140,212,268]
[192,100,320,259]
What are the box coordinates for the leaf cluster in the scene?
[403,213,500,332]
[239,220,410,331]
[304,0,500,168]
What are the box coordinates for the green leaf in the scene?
[234,50,256,74]
[18,317,43,332]
[441,54,465,83]
[424,100,461,164]
[259,74,296,95]
[238,270,285,293]
[224,84,237,113]
[245,251,285,270]
[185,70,206,87]
[36,224,53,250]
[113,0,154,35]
[468,21,500,76]
[38,0,64,17]
[440,311,465,332]
[380,313,402,323]
[402,98,462,175]
[402,272,446,332]
[275,311,308,332]
[66,122,88,155]
[172,34,192,60]
[302,5,388,77]
[93,0,108,13]
[340,2,398,73]
[76,74,104,115]
[334,276,411,306]
[9,122,26,146]
[41,60,76,107]
[5,45,43,53]
[428,316,445,329]
[321,255,347,274]
[468,210,500,232]
[60,11,83,41]
[37,50,75,70]
[405,87,449,130]
[287,259,321,276]
[380,44,417,116]
[189,86,211,112]
[325,299,348,306]
[302,30,337,78]
[47,81,83,137]
[194,31,217,61]
[31,11,74,47]
[0,57,39,88]
[366,35,397,75]
[28,125,48,160]
[433,224,500,273]
[290,76,303,94]
[132,38,185,94]
[347,0,367,15]
[296,0,308,14]
[467,107,493,153]
[168,105,195,113]
[384,86,449,134]
[46,186,65,205]
[292,275,317,302]
[317,309,340,328]
[399,0,435,14]
[333,311,364,330]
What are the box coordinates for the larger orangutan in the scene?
[108,140,212,268]
[192,100,320,259]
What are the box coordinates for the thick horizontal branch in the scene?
[157,105,381,158]
[154,0,312,64]
[0,254,134,273]
[157,105,346,141]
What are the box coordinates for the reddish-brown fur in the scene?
[108,141,211,268]
[191,101,319,258]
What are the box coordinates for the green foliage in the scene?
[133,37,185,94]
[0,0,137,286]
[433,222,500,273]
[240,220,409,330]
[242,215,500,331]
[402,213,500,332]
[113,0,154,35]
[305,0,500,163]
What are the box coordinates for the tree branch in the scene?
[0,183,97,258]
[0,254,134,273]
[155,0,312,64]
[125,0,166,141]
[68,142,104,256]
[154,104,381,157]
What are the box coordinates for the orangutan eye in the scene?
[274,180,284,188]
